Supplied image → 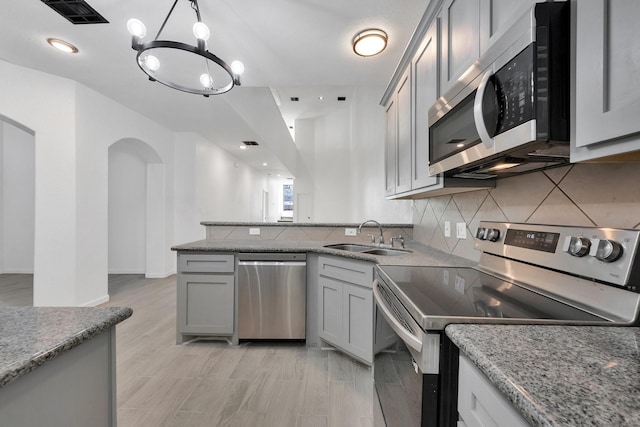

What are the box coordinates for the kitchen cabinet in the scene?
[176,253,235,344]
[439,0,481,97]
[572,0,640,162]
[317,255,394,365]
[384,67,412,196]
[479,0,536,54]
[412,24,440,190]
[384,98,397,196]
[458,354,528,427]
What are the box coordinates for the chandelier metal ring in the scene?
[135,40,237,96]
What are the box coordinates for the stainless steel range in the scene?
[373,221,640,427]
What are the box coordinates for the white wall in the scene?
[194,134,266,223]
[1,121,35,273]
[294,86,413,224]
[108,145,147,273]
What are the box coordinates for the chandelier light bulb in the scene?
[127,18,147,38]
[231,60,245,75]
[193,22,210,41]
[143,55,160,72]
[200,73,213,88]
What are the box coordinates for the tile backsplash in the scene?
[413,163,640,262]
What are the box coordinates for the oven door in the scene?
[373,279,458,427]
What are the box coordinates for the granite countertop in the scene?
[0,306,133,389]
[200,221,413,228]
[171,239,475,268]
[446,324,640,426]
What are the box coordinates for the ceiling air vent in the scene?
[337,96,346,101]
[243,141,259,146]
[290,97,299,102]
[41,0,109,24]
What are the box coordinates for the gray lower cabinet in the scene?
[458,354,528,427]
[176,252,235,344]
[317,255,395,365]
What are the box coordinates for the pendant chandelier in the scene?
[127,0,244,97]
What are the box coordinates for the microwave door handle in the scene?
[474,69,495,149]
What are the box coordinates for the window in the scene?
[283,184,293,211]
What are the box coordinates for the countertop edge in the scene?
[0,306,133,389]
[200,222,413,228]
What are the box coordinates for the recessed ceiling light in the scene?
[352,29,387,57]
[239,145,247,150]
[47,38,78,54]
[262,162,268,166]
[318,96,324,101]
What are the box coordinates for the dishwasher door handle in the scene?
[238,261,306,267]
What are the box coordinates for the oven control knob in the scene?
[593,239,623,263]
[476,227,487,240]
[486,228,501,242]
[567,236,591,257]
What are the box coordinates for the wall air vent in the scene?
[41,0,109,24]
[243,141,259,146]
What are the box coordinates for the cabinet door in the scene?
[439,0,481,96]
[574,1,640,152]
[384,99,397,196]
[318,276,343,345]
[412,24,440,189]
[177,273,234,335]
[396,67,412,194]
[458,355,529,427]
[479,0,534,54]
[342,283,374,364]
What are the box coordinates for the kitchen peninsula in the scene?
[0,306,132,426]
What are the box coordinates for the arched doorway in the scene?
[0,116,35,306]
[108,138,165,277]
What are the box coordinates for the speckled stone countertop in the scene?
[446,324,640,426]
[171,239,474,267]
[200,221,413,228]
[0,306,133,389]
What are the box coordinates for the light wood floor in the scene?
[102,274,376,426]
[0,273,376,425]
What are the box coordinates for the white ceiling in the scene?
[0,0,426,176]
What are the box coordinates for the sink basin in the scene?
[362,248,409,256]
[324,243,371,252]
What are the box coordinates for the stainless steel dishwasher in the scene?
[237,253,306,340]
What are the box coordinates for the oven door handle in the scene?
[373,280,423,352]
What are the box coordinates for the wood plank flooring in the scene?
[103,274,376,427]
[0,273,377,425]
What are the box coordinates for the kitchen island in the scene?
[0,306,132,426]
[446,324,640,426]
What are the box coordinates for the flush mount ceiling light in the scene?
[127,0,244,97]
[352,29,387,57]
[47,38,78,53]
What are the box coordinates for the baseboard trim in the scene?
[80,294,110,307]
[145,270,176,279]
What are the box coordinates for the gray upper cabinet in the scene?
[396,67,413,194]
[412,24,440,190]
[384,98,397,197]
[572,0,640,161]
[439,0,481,97]
[479,0,536,54]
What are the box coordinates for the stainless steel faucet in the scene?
[358,219,385,245]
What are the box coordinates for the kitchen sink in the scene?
[362,248,409,256]
[324,243,372,252]
[324,243,410,256]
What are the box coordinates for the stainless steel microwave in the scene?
[428,2,569,179]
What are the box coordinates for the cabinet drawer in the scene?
[318,256,373,288]
[178,253,235,273]
[458,355,528,427]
